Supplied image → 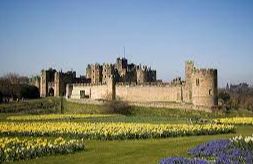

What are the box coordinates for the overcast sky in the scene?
[0,0,253,87]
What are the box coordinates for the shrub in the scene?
[20,84,40,99]
[104,100,132,115]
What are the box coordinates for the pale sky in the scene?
[0,0,253,87]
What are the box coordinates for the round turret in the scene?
[191,68,218,108]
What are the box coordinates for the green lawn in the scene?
[13,126,253,164]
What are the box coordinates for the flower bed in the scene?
[0,122,234,140]
[160,135,253,164]
[160,157,209,164]
[214,117,253,125]
[7,114,114,121]
[0,137,85,162]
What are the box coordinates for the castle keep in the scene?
[33,58,218,110]
[86,57,156,84]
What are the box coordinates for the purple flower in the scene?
[160,138,253,164]
[189,139,231,157]
[160,157,209,164]
[189,139,253,163]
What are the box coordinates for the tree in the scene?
[218,91,230,103]
[0,91,2,103]
[0,73,38,100]
[20,85,40,99]
[1,73,28,84]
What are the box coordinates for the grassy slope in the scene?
[63,100,105,114]
[1,97,253,117]
[14,126,253,164]
[0,97,61,114]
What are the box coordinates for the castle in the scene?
[32,58,218,110]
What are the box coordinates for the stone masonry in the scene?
[66,59,218,109]
[34,58,218,110]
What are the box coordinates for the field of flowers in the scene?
[7,114,114,121]
[160,135,253,164]
[0,137,85,162]
[1,113,250,163]
[0,121,234,140]
[214,117,253,125]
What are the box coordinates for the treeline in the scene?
[219,87,253,111]
[0,73,39,103]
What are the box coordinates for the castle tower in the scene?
[115,57,128,78]
[90,64,103,84]
[55,71,76,97]
[136,65,147,84]
[65,84,73,99]
[184,60,194,102]
[39,68,56,97]
[54,72,61,97]
[106,76,116,100]
[147,69,156,82]
[40,70,47,97]
[86,64,92,79]
[191,69,218,108]
[102,64,114,84]
[116,57,128,70]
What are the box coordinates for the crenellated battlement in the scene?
[72,80,184,88]
[116,82,173,87]
[72,82,107,87]
[186,60,194,65]
[192,68,217,75]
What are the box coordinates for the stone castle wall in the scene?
[67,82,213,112]
[66,60,218,110]
[116,84,182,102]
[70,84,110,100]
[68,83,182,103]
[68,79,115,100]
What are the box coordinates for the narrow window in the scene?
[196,79,199,86]
[209,89,212,96]
[80,90,85,99]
